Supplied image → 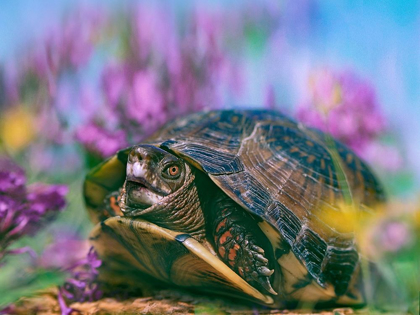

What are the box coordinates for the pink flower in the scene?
[101,63,127,109]
[75,123,127,158]
[59,247,103,304]
[360,142,403,172]
[296,69,386,154]
[376,220,413,253]
[0,158,68,262]
[39,239,90,270]
[126,71,167,131]
[131,6,175,64]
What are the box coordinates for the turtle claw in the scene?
[258,276,278,296]
[257,266,274,277]
[251,245,265,254]
[245,243,276,296]
[254,253,269,264]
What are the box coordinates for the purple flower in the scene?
[101,63,127,109]
[0,195,24,237]
[59,247,103,314]
[0,158,26,196]
[0,158,68,262]
[75,122,127,158]
[57,289,79,315]
[38,228,90,270]
[296,69,386,155]
[48,6,106,71]
[131,6,175,64]
[360,142,403,172]
[35,107,67,145]
[27,184,68,216]
[126,71,167,130]
[75,4,249,159]
[14,5,108,107]
[0,305,16,315]
[377,220,413,253]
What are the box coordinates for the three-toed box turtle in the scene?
[84,110,385,308]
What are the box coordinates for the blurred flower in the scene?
[35,106,67,145]
[357,201,417,260]
[318,200,415,260]
[308,69,341,113]
[0,107,36,152]
[26,184,68,217]
[376,220,412,253]
[126,71,166,130]
[40,239,90,270]
[76,5,238,159]
[360,141,403,172]
[316,201,376,235]
[38,228,90,270]
[28,6,107,79]
[0,158,26,196]
[0,157,68,262]
[57,290,76,315]
[359,217,414,260]
[296,69,386,155]
[0,305,15,315]
[59,247,103,314]
[101,63,127,109]
[75,122,127,158]
[131,6,175,64]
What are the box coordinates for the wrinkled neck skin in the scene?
[121,165,207,239]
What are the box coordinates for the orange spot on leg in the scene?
[219,231,232,245]
[109,196,123,216]
[216,218,227,233]
[228,247,238,261]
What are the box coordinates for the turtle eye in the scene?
[163,164,181,179]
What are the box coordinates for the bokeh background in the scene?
[0,1,419,313]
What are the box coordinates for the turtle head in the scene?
[123,145,188,210]
[119,145,205,237]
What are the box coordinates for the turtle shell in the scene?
[84,109,385,305]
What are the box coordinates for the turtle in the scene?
[84,109,386,308]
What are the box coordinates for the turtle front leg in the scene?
[209,195,277,296]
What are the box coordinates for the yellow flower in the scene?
[0,106,36,151]
[316,200,377,235]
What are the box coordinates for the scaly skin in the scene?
[208,192,277,296]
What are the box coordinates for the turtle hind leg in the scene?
[209,194,277,296]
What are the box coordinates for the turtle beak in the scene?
[122,147,169,212]
[123,180,164,210]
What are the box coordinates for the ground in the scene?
[8,289,370,315]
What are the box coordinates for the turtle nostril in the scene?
[129,148,144,163]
